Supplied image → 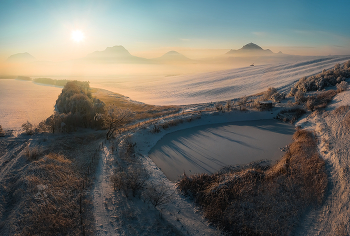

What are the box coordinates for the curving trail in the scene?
[92,144,117,235]
[295,90,350,235]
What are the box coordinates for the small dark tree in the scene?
[22,121,34,135]
[104,106,133,140]
[0,125,5,137]
[45,112,60,133]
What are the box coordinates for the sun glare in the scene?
[71,30,85,42]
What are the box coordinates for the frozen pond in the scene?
[149,119,294,181]
[0,79,62,130]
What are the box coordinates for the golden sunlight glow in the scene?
[71,30,85,42]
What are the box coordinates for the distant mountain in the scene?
[226,43,274,56]
[152,51,192,63]
[84,45,148,63]
[7,52,36,62]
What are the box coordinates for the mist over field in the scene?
[1,1,350,235]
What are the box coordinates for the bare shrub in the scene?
[237,96,248,110]
[271,91,286,102]
[294,90,305,104]
[263,87,278,100]
[151,124,161,133]
[178,129,327,235]
[105,106,134,139]
[24,146,43,161]
[306,96,316,111]
[215,103,223,111]
[143,182,172,208]
[336,81,348,92]
[111,165,149,197]
[22,121,35,135]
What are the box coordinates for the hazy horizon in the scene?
[1,0,350,62]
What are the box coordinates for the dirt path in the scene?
[92,137,220,236]
[92,144,117,235]
[294,106,350,235]
[0,137,29,182]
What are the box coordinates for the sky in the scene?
[0,0,350,61]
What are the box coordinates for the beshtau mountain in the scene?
[84,45,148,63]
[226,43,276,56]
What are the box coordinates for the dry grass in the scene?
[0,132,103,235]
[4,153,84,235]
[24,146,43,161]
[333,105,350,115]
[178,129,327,235]
[306,90,338,111]
[91,88,180,121]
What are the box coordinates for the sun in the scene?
[71,30,85,42]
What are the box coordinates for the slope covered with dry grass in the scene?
[178,129,327,235]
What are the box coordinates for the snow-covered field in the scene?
[0,79,61,129]
[89,55,350,105]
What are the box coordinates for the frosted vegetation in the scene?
[289,60,350,96]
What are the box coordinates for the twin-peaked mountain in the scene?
[84,46,148,63]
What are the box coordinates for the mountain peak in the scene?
[7,52,36,62]
[164,51,182,56]
[103,45,131,55]
[241,43,263,50]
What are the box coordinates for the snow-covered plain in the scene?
[0,79,61,129]
[88,56,350,105]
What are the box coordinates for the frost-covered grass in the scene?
[289,60,350,96]
[178,129,327,235]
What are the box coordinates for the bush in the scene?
[336,81,348,92]
[294,90,305,104]
[111,165,149,197]
[263,87,277,100]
